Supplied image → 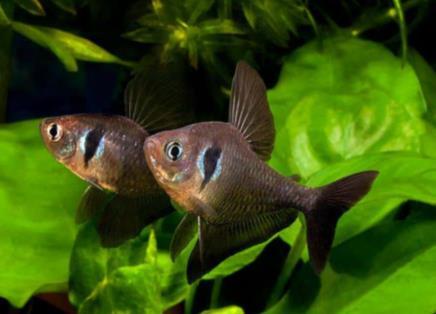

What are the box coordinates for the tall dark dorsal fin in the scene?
[124,58,194,133]
[228,61,275,161]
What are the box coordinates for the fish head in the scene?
[144,124,217,199]
[40,116,79,163]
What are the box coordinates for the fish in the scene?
[143,61,379,283]
[40,60,194,247]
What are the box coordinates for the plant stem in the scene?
[210,277,223,309]
[392,0,408,62]
[184,281,198,314]
[0,0,13,123]
[266,223,306,309]
[350,0,420,37]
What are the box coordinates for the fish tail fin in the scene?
[303,171,378,273]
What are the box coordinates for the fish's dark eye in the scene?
[47,123,63,142]
[165,141,183,161]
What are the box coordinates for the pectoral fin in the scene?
[187,210,296,283]
[170,214,197,261]
[75,186,112,224]
[228,61,275,161]
[189,196,217,218]
[98,193,173,247]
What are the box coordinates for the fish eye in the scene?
[165,141,183,161]
[47,123,63,142]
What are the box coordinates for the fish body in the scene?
[143,61,378,282]
[146,121,312,223]
[40,60,194,247]
[40,114,160,197]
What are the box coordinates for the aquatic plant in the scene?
[0,0,435,313]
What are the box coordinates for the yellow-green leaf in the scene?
[14,0,45,16]
[36,26,135,67]
[51,0,76,15]
[0,4,10,25]
[12,22,78,71]
[202,305,245,314]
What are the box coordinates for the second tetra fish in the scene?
[144,61,379,282]
[40,61,194,247]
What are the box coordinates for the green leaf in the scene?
[0,120,85,307]
[12,22,78,71]
[282,152,436,259]
[123,27,169,44]
[186,0,214,24]
[14,0,45,16]
[202,305,245,314]
[70,221,188,312]
[12,22,134,70]
[50,0,76,14]
[241,0,305,46]
[306,152,436,247]
[0,4,10,25]
[268,37,427,178]
[35,26,135,67]
[199,19,245,35]
[268,203,436,314]
[408,49,436,125]
[158,251,190,309]
[204,238,273,280]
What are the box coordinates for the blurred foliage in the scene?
[123,0,312,68]
[70,227,163,313]
[69,221,190,313]
[268,36,427,178]
[0,120,85,307]
[0,0,435,313]
[0,0,134,72]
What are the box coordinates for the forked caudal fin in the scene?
[303,170,379,273]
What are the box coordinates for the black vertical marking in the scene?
[84,128,104,168]
[200,146,222,191]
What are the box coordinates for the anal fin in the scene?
[187,210,297,283]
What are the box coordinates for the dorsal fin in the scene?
[228,61,275,161]
[124,58,194,133]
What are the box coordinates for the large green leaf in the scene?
[280,152,436,259]
[268,203,436,313]
[268,37,427,178]
[0,120,85,307]
[309,152,436,246]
